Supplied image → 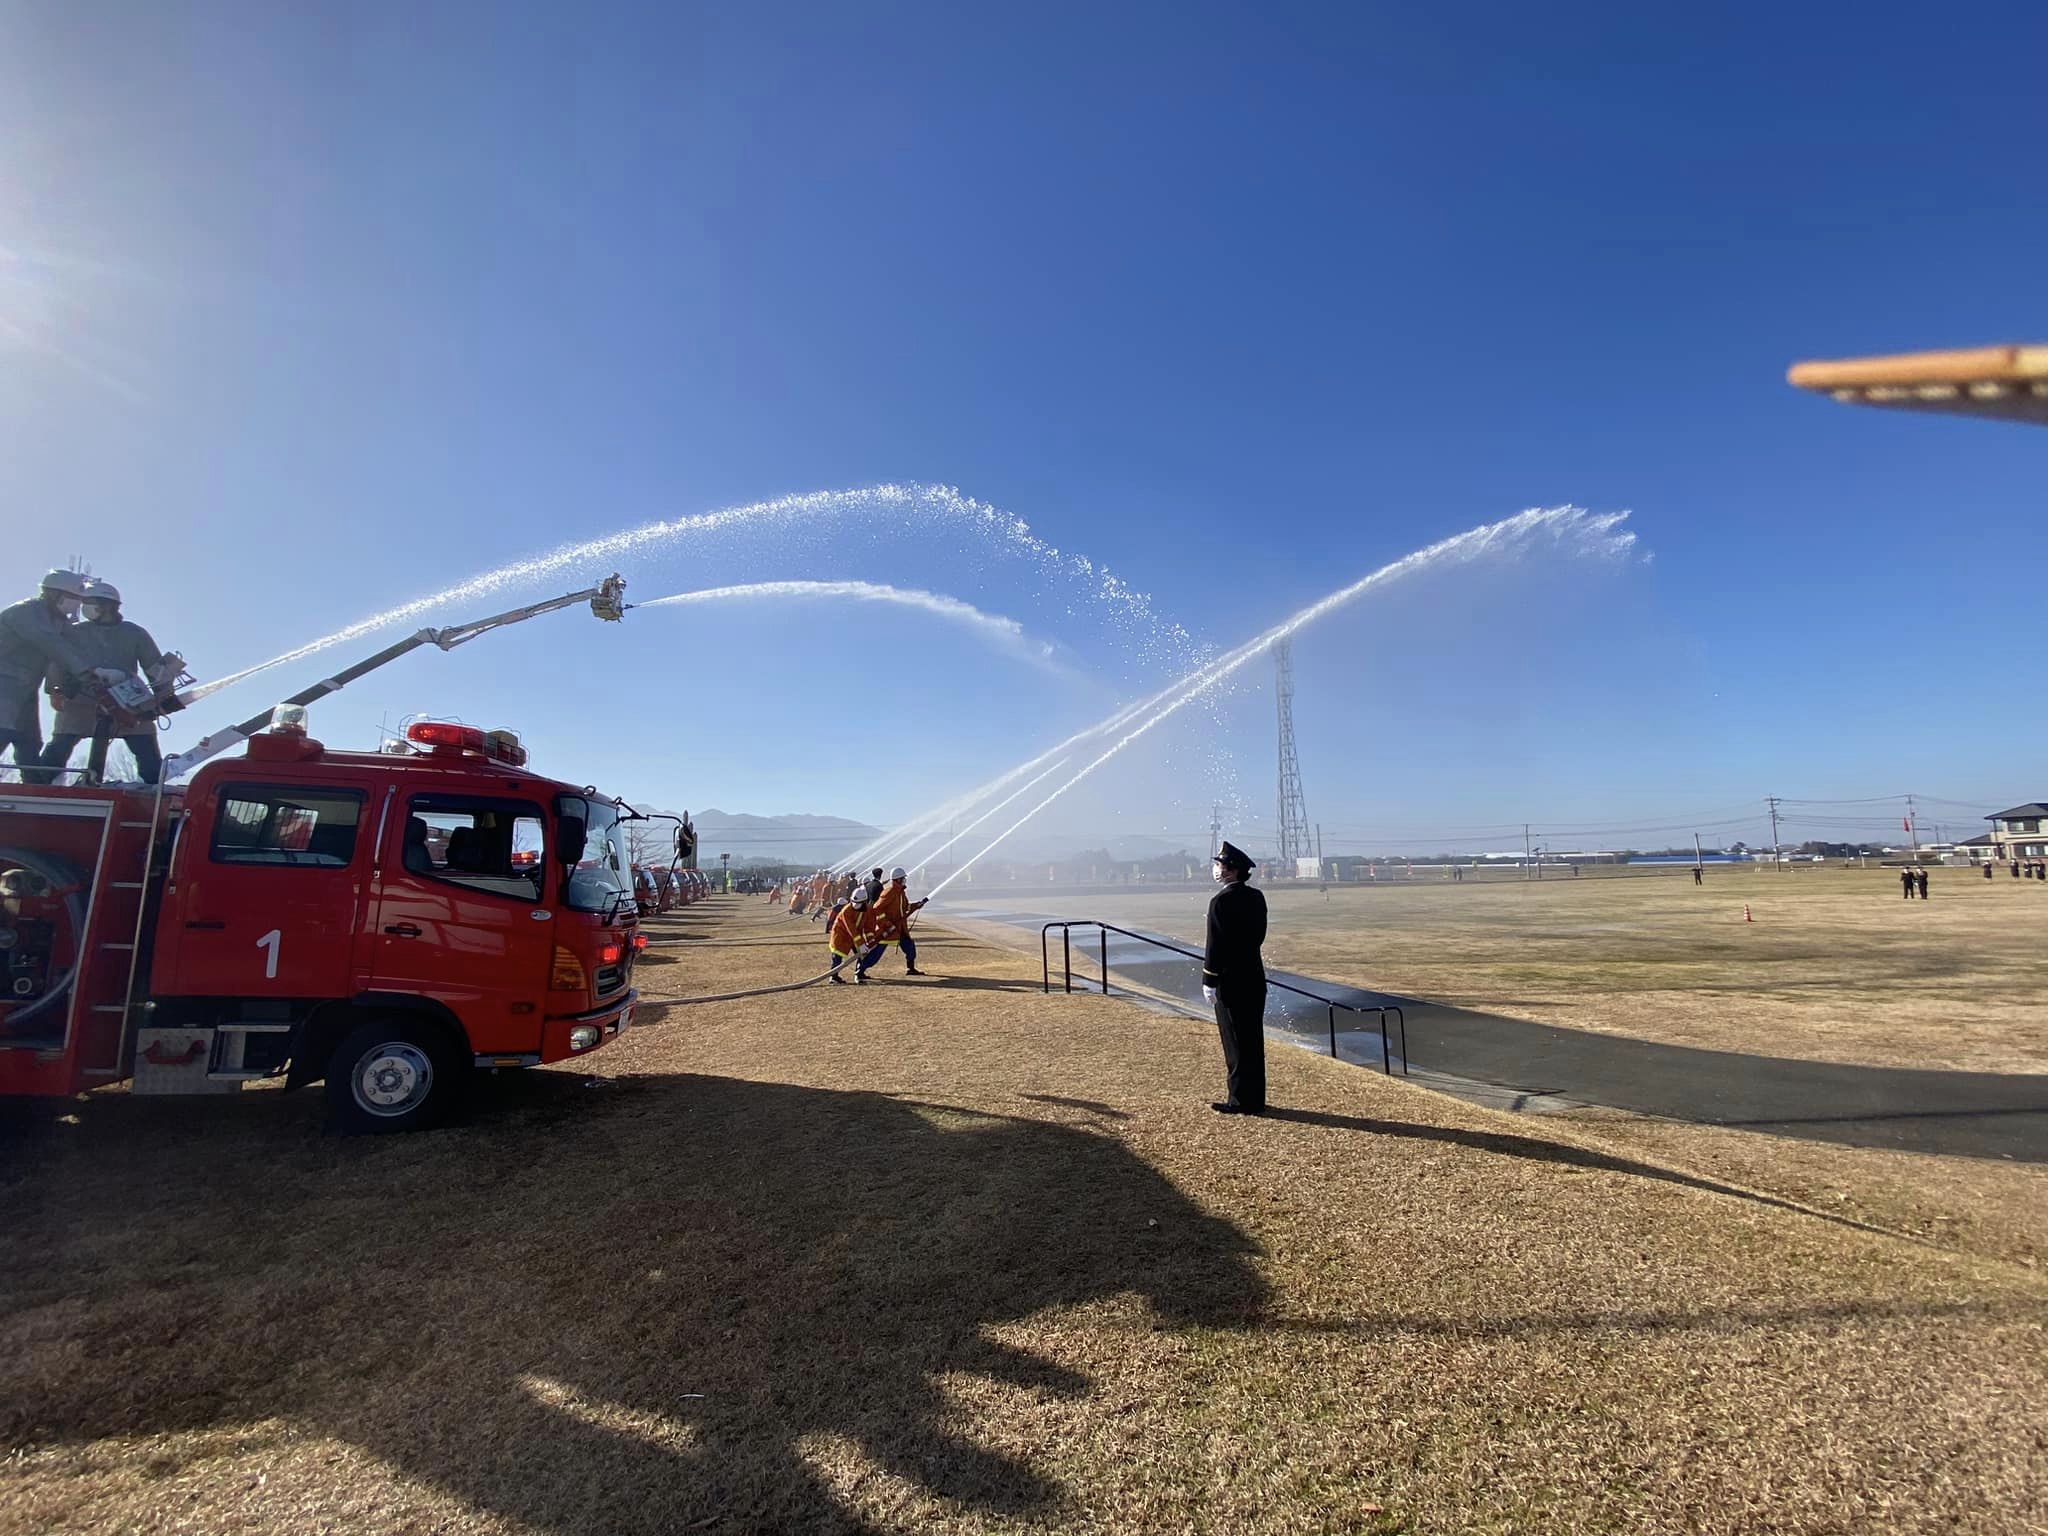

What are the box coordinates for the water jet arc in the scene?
[926,505,1635,896]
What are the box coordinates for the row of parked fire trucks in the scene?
[633,863,714,914]
[0,575,711,1134]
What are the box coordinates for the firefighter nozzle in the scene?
[590,574,629,622]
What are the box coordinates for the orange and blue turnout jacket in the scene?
[829,901,872,957]
[868,881,923,944]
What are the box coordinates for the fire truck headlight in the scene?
[568,1024,602,1052]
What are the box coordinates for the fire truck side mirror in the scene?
[558,815,588,865]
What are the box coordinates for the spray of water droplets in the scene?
[187,484,1196,704]
[924,505,1637,894]
[639,580,1056,668]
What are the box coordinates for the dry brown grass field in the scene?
[1025,862,2048,1074]
[962,865,2048,1268]
[3,896,2045,1535]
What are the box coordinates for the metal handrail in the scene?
[1041,919,1407,1076]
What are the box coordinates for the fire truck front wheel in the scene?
[325,1019,466,1134]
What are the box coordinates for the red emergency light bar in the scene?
[408,721,486,752]
[405,720,529,766]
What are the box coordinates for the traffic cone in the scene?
[1743,904,1752,923]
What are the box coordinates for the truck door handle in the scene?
[184,920,226,930]
[383,923,422,939]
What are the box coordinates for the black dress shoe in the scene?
[830,974,847,985]
[904,967,928,976]
[1211,1102,1243,1114]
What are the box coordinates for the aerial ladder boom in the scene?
[161,575,629,781]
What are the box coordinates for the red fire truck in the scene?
[0,719,641,1131]
[0,577,644,1131]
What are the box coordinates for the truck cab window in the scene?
[556,793,634,914]
[402,795,546,902]
[211,786,366,868]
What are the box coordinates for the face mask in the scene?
[1212,863,1228,884]
[55,597,80,619]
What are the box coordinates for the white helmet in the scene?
[83,579,120,607]
[41,569,91,599]
[890,866,906,881]
[850,887,869,905]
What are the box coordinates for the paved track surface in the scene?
[959,908,2048,1164]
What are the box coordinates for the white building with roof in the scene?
[1986,804,2048,863]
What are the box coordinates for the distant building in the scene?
[1986,804,2048,862]
[1953,833,1998,865]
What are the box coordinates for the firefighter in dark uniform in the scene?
[0,570,93,781]
[40,580,172,784]
[1201,840,1267,1115]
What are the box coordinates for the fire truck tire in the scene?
[324,1019,466,1134]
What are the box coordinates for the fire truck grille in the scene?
[594,962,628,997]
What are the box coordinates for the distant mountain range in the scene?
[632,806,884,867]
[626,806,1207,871]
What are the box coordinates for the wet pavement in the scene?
[951,906,2048,1164]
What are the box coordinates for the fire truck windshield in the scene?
[557,795,633,914]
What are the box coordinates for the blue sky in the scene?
[3,2,2043,854]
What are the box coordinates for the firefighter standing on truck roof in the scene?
[0,571,94,783]
[828,885,873,984]
[40,580,172,785]
[859,866,928,979]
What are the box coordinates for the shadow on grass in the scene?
[1256,1107,1910,1238]
[865,974,1044,995]
[1020,1094,1133,1120]
[0,1071,1265,1535]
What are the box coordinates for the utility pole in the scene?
[1766,796,1783,870]
[1209,803,1221,861]
[1906,793,1918,853]
[1524,823,1532,880]
[1316,822,1324,879]
[1694,831,1702,868]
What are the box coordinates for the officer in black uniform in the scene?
[1201,840,1267,1115]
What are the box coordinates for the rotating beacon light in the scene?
[404,721,529,765]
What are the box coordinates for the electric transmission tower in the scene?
[1274,639,1311,870]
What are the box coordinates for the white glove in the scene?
[1201,985,1217,1005]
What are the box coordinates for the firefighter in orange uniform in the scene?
[859,866,928,978]
[828,886,873,984]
